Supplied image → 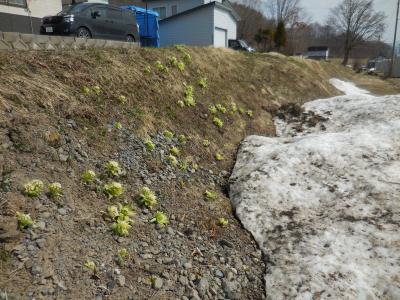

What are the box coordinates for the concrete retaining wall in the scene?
[0,32,139,51]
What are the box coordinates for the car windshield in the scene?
[239,40,249,48]
[57,4,88,16]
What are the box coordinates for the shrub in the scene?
[213,117,223,128]
[163,130,174,139]
[150,211,169,226]
[216,104,227,114]
[170,147,180,156]
[198,77,208,89]
[24,180,44,197]
[104,182,124,198]
[48,182,62,199]
[118,95,127,104]
[144,139,155,151]
[93,86,102,95]
[184,85,195,107]
[203,139,210,147]
[104,161,122,177]
[218,218,229,227]
[139,187,158,209]
[204,190,217,201]
[215,153,224,161]
[82,170,96,184]
[168,155,178,167]
[209,105,217,114]
[16,212,34,230]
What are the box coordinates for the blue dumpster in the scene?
[122,5,160,48]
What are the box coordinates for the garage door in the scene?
[214,27,227,48]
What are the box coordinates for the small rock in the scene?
[197,277,209,296]
[184,262,192,269]
[31,265,42,276]
[179,275,189,286]
[35,221,46,230]
[152,277,163,290]
[57,208,67,215]
[116,275,126,287]
[214,269,224,278]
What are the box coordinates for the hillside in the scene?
[0,47,396,300]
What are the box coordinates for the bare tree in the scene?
[328,0,386,65]
[266,0,302,26]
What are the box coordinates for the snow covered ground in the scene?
[230,79,400,300]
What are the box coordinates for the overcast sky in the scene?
[301,0,396,43]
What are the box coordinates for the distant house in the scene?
[0,0,62,34]
[141,0,239,48]
[307,46,329,60]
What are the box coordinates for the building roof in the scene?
[159,1,240,24]
[307,46,329,52]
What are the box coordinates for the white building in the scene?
[144,0,239,48]
[306,46,329,60]
[0,0,62,34]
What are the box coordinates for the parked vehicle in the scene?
[40,3,139,42]
[228,39,255,52]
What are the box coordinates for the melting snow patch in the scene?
[329,78,370,95]
[230,79,400,300]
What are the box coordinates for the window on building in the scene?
[0,0,27,7]
[171,5,177,16]
[153,6,166,19]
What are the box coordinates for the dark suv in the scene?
[40,3,139,42]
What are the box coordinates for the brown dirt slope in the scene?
[0,47,396,300]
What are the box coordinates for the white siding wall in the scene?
[147,0,203,18]
[159,5,213,47]
[213,6,236,47]
[0,0,62,18]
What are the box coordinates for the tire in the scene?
[76,27,91,39]
[126,35,135,43]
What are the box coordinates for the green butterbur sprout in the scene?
[163,130,174,139]
[216,104,227,114]
[231,102,238,113]
[177,100,185,107]
[114,122,122,130]
[104,160,122,177]
[117,248,128,265]
[180,159,189,171]
[198,77,207,89]
[209,105,217,114]
[104,182,124,198]
[239,107,245,114]
[24,180,44,197]
[169,56,178,66]
[144,65,151,75]
[84,260,96,271]
[178,134,186,144]
[203,139,210,147]
[215,153,224,161]
[191,162,199,171]
[139,187,158,209]
[218,218,229,227]
[213,117,224,128]
[93,86,101,95]
[184,85,195,107]
[118,203,134,220]
[150,211,169,226]
[170,147,180,156]
[82,86,91,95]
[177,62,185,72]
[144,139,155,151]
[48,182,62,199]
[155,60,166,72]
[118,95,127,104]
[168,155,178,167]
[246,110,254,117]
[183,52,191,63]
[204,190,217,201]
[108,205,119,219]
[112,219,132,237]
[16,212,34,230]
[82,170,96,184]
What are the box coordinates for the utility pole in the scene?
[390,0,400,77]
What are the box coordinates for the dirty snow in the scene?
[230,79,400,299]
